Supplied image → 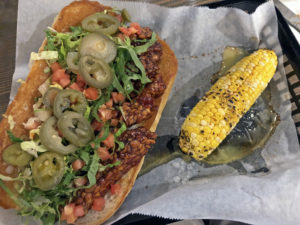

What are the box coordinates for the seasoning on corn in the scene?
[179,49,278,160]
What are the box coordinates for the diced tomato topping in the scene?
[84,87,99,100]
[60,78,71,88]
[50,62,61,73]
[91,120,103,131]
[60,210,67,221]
[77,74,85,83]
[111,183,121,195]
[97,147,112,161]
[52,69,71,87]
[119,23,142,37]
[69,82,82,91]
[74,177,88,187]
[90,142,95,148]
[103,133,115,149]
[72,159,85,171]
[76,74,86,88]
[92,197,105,211]
[112,92,125,104]
[119,26,131,36]
[110,119,119,127]
[62,203,77,224]
[98,108,112,122]
[130,22,142,34]
[74,205,85,217]
[128,26,138,34]
[52,69,66,83]
[105,99,113,108]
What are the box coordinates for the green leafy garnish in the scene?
[134,32,157,55]
[44,26,88,67]
[86,152,99,188]
[99,161,121,172]
[7,130,23,143]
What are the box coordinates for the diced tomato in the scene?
[92,197,105,211]
[119,23,142,37]
[128,26,138,34]
[52,69,66,83]
[130,22,142,35]
[110,183,121,195]
[105,99,113,108]
[119,26,131,36]
[76,74,86,88]
[60,210,67,221]
[62,203,77,224]
[103,133,115,149]
[52,69,71,87]
[74,177,88,187]
[69,82,82,91]
[90,142,95,148]
[84,87,99,100]
[59,78,71,88]
[91,120,103,131]
[98,108,112,122]
[74,205,85,217]
[72,159,85,171]
[77,74,85,83]
[112,92,125,104]
[110,119,119,127]
[97,147,112,161]
[50,62,61,73]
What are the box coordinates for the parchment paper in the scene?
[2,0,300,225]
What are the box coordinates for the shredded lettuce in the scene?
[20,141,47,158]
[44,26,88,67]
[30,51,58,61]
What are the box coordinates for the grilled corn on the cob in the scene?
[179,49,278,160]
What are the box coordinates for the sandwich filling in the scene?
[0,8,166,225]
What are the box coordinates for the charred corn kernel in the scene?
[179,49,277,160]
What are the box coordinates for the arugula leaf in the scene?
[98,161,121,172]
[115,122,127,138]
[40,212,56,225]
[114,122,127,150]
[112,70,125,95]
[79,151,90,165]
[87,151,99,188]
[125,47,151,84]
[7,130,23,143]
[134,32,157,55]
[61,172,75,186]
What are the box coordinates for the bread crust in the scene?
[0,1,178,224]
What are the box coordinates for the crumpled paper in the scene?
[2,0,300,225]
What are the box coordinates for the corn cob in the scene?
[179,49,278,160]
